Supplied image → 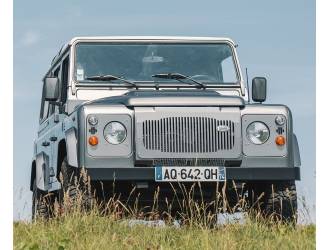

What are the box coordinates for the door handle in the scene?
[42,141,50,147]
[50,136,58,142]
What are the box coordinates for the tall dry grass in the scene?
[14,170,315,249]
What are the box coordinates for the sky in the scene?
[14,0,315,222]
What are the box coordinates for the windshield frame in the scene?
[71,39,243,89]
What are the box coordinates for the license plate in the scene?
[155,166,226,182]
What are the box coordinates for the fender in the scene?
[65,127,79,167]
[35,152,50,191]
[38,126,78,192]
[293,133,301,167]
[32,127,79,192]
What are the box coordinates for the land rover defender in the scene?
[31,37,300,221]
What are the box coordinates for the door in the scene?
[48,56,70,189]
[35,65,61,190]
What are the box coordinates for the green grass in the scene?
[14,213,315,250]
[16,178,315,249]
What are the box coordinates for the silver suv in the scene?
[31,36,301,221]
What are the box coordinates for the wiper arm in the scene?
[85,74,138,89]
[152,73,206,89]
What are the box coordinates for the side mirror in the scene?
[252,77,267,102]
[44,77,59,101]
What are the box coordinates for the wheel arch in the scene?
[64,127,79,167]
[30,160,36,191]
[57,139,67,180]
[292,133,301,167]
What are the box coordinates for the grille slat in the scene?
[142,117,235,153]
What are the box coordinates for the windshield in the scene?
[75,42,239,85]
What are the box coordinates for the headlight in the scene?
[246,122,270,145]
[104,122,127,144]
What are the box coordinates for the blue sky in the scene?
[14,0,315,222]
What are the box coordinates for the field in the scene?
[14,179,315,250]
[14,213,315,250]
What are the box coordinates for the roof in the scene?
[68,36,236,45]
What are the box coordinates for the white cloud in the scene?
[21,31,40,46]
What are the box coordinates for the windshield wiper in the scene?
[85,74,138,89]
[152,73,206,89]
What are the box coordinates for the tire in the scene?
[59,156,93,211]
[32,179,54,220]
[248,181,297,223]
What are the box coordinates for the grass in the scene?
[14,174,315,249]
[14,213,315,250]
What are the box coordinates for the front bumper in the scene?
[86,167,300,181]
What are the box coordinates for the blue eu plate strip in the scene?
[218,167,226,181]
[155,166,162,181]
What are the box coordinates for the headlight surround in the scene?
[104,122,127,144]
[246,122,270,145]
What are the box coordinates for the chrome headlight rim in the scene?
[246,121,270,145]
[103,121,127,145]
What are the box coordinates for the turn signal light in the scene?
[275,135,285,146]
[88,136,99,146]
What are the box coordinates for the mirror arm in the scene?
[49,101,61,106]
[49,101,65,114]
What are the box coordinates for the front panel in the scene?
[135,107,242,159]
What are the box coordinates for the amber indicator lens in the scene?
[275,135,285,146]
[88,136,99,146]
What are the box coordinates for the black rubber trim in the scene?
[86,167,300,181]
[226,167,300,180]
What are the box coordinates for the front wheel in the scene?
[59,156,93,212]
[248,181,297,223]
[32,180,54,220]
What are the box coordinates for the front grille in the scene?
[142,117,235,153]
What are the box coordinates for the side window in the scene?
[48,66,61,116]
[54,66,60,77]
[61,56,69,103]
[40,78,52,122]
[39,65,61,122]
[39,81,49,122]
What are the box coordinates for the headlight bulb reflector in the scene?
[246,122,270,145]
